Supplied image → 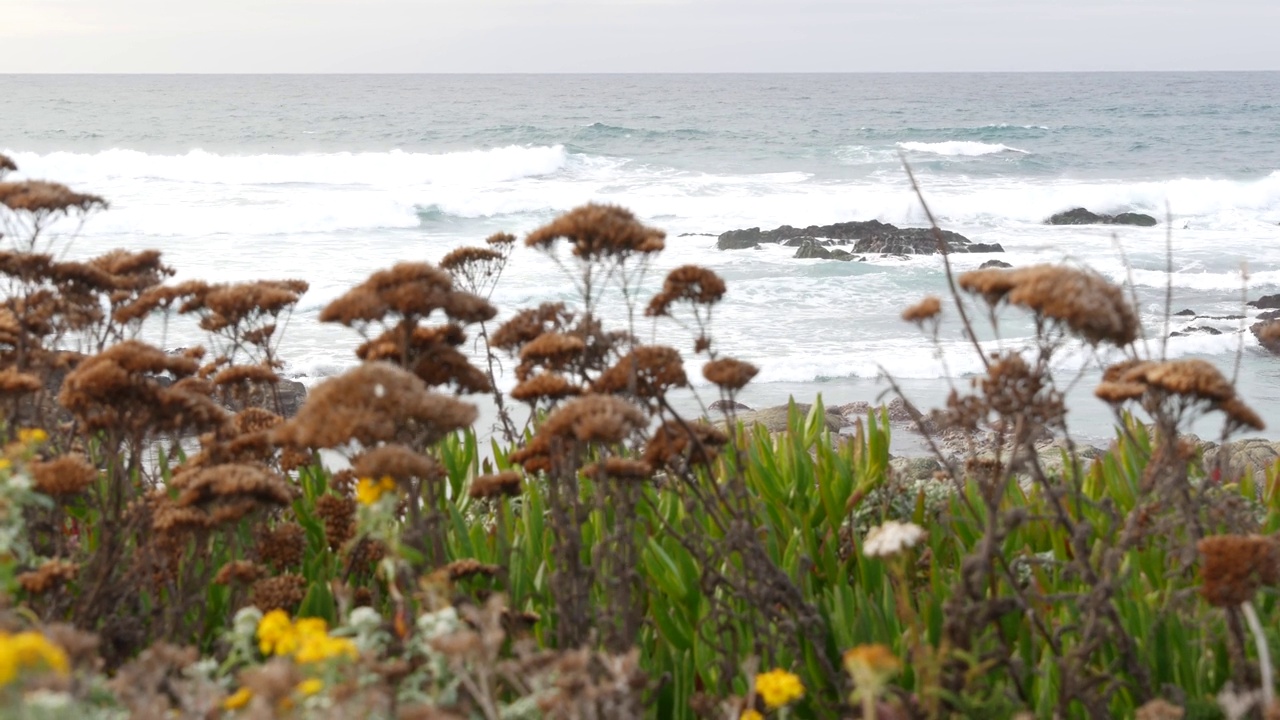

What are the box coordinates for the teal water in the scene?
[3,73,1280,443]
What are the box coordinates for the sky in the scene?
[2,0,1278,73]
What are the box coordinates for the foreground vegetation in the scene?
[1,152,1279,719]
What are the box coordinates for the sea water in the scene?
[3,73,1279,446]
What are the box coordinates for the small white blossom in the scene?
[862,520,926,558]
[233,606,263,639]
[416,606,460,640]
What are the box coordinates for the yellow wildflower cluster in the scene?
[0,630,69,686]
[355,475,397,505]
[223,687,253,710]
[17,428,48,446]
[754,668,804,709]
[256,610,358,664]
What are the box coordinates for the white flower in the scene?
[232,606,263,640]
[862,520,926,558]
[348,606,382,634]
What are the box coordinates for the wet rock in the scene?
[709,399,752,414]
[1046,208,1158,226]
[1248,294,1280,309]
[980,259,1013,269]
[730,403,850,433]
[717,219,1000,254]
[1169,326,1222,338]
[1174,308,1197,317]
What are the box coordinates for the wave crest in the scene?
[897,140,1030,157]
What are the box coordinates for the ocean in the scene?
[4,73,1280,447]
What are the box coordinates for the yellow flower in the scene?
[18,428,48,445]
[740,710,764,720]
[0,631,69,685]
[294,617,329,639]
[843,644,901,707]
[224,687,253,710]
[755,668,804,709]
[297,678,324,696]
[295,634,358,664]
[257,609,298,656]
[356,475,397,505]
[0,458,10,472]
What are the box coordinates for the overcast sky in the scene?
[3,0,1277,73]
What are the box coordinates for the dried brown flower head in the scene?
[1221,397,1266,432]
[320,262,494,326]
[0,180,106,215]
[171,463,296,515]
[1138,359,1236,403]
[511,373,584,403]
[258,522,306,571]
[539,394,648,445]
[646,265,726,317]
[58,340,229,435]
[31,454,97,496]
[1198,534,1280,606]
[352,444,440,483]
[0,154,15,178]
[212,364,280,388]
[1094,381,1148,405]
[702,357,759,391]
[214,560,265,585]
[315,493,357,551]
[902,295,942,324]
[592,345,687,400]
[645,420,729,469]
[440,246,504,272]
[581,457,653,482]
[492,303,575,352]
[469,470,523,499]
[0,367,42,396]
[251,574,308,613]
[486,232,516,246]
[357,324,490,394]
[274,362,477,449]
[525,203,665,259]
[233,407,283,435]
[958,264,1139,346]
[17,559,79,595]
[444,559,501,581]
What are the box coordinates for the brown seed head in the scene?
[469,470,523,499]
[0,180,107,215]
[440,246,503,272]
[525,203,665,259]
[701,357,759,391]
[902,296,943,324]
[1220,397,1266,432]
[1198,534,1280,607]
[17,559,79,595]
[444,559,501,581]
[539,394,648,445]
[274,362,477,449]
[511,373,583,403]
[31,454,97,496]
[645,265,726,317]
[592,345,687,400]
[214,560,265,586]
[492,303,575,352]
[0,367,42,396]
[258,522,306,571]
[251,574,308,613]
[352,444,441,483]
[645,419,729,469]
[0,154,15,177]
[1132,359,1236,403]
[1094,381,1148,405]
[959,264,1138,346]
[315,493,357,551]
[581,457,652,482]
[486,232,516,247]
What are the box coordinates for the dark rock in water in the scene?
[1198,315,1244,321]
[1046,207,1158,226]
[709,399,752,413]
[1252,320,1280,355]
[782,236,817,247]
[677,232,715,237]
[979,259,1013,269]
[792,238,857,261]
[1259,309,1280,320]
[1169,326,1222,338]
[1173,308,1197,317]
[224,379,308,417]
[717,219,1000,255]
[1248,294,1280,309]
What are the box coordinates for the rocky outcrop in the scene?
[717,220,1002,255]
[1046,208,1158,227]
[728,403,850,434]
[1252,320,1280,354]
[1201,438,1280,482]
[979,259,1013,269]
[1174,308,1197,317]
[1248,294,1280,310]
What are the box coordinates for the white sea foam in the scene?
[896,141,1030,157]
